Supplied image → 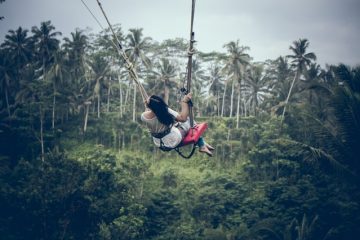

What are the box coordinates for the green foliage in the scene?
[145,190,181,237]
[1,20,360,240]
[99,204,146,240]
[203,228,227,240]
[191,174,245,228]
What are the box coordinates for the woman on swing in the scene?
[141,93,214,157]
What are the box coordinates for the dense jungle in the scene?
[0,16,360,240]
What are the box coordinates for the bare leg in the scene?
[198,137,213,157]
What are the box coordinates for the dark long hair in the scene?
[147,95,175,126]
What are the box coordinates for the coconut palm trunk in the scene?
[236,88,241,128]
[221,79,228,117]
[97,94,101,118]
[132,83,136,122]
[223,40,250,118]
[229,78,235,117]
[253,97,257,116]
[282,39,317,122]
[281,70,299,122]
[217,92,220,116]
[93,76,101,119]
[125,82,130,106]
[39,105,45,162]
[118,74,123,117]
[107,81,111,112]
[52,82,56,130]
[84,102,91,132]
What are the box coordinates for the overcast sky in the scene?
[1,0,359,67]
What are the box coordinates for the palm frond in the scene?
[275,138,355,178]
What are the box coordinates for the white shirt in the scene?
[141,108,183,148]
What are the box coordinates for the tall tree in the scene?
[303,63,322,105]
[31,21,61,157]
[1,27,33,114]
[151,58,178,104]
[222,40,250,117]
[191,59,206,114]
[48,49,68,129]
[15,65,50,161]
[125,28,152,121]
[87,53,110,119]
[1,27,33,71]
[273,56,292,100]
[323,64,360,177]
[62,30,88,122]
[281,38,316,122]
[206,62,224,116]
[243,64,270,117]
[31,21,61,161]
[63,29,88,87]
[265,57,292,116]
[94,26,125,116]
[95,24,124,56]
[31,21,61,80]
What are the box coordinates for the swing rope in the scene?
[80,0,105,30]
[96,0,149,103]
[171,0,199,159]
[186,0,196,129]
[81,0,149,103]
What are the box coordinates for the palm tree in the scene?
[274,57,293,99]
[303,63,322,105]
[15,65,50,162]
[222,40,250,117]
[155,38,188,60]
[243,64,271,116]
[323,64,360,176]
[95,24,124,55]
[115,67,132,118]
[62,30,88,120]
[1,27,33,70]
[207,62,224,96]
[63,29,88,86]
[1,27,33,116]
[206,62,224,116]
[281,38,316,122]
[264,57,292,116]
[151,58,178,104]
[31,21,61,81]
[125,28,152,121]
[48,49,68,129]
[30,21,61,157]
[191,59,206,115]
[87,53,110,119]
[125,28,152,68]
[94,26,125,115]
[280,64,360,181]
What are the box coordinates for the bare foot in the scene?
[199,146,213,157]
[205,143,214,151]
